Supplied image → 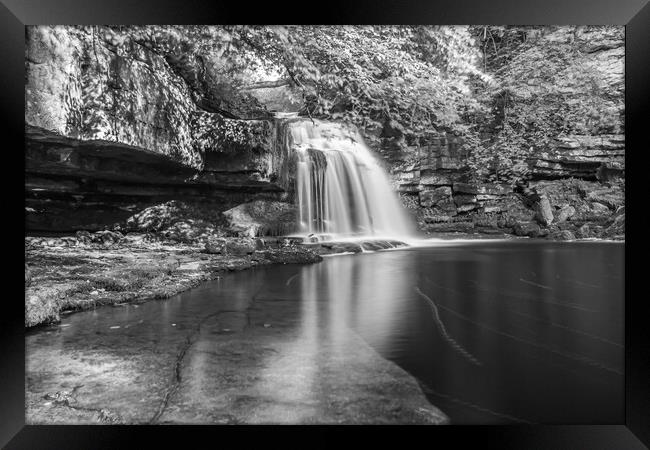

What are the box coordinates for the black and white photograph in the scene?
[21,23,630,428]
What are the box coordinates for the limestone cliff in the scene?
[25,26,297,232]
[386,26,624,239]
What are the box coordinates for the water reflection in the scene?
[292,241,624,424]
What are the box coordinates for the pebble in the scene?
[109,326,120,329]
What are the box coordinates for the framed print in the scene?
[2,0,648,447]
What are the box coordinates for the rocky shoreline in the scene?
[403,178,625,242]
[24,233,312,328]
[25,230,415,328]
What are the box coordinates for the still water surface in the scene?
[28,240,624,424]
[295,240,624,423]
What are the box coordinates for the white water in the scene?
[290,119,413,241]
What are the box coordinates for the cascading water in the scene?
[289,119,413,241]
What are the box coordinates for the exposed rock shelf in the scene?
[25,233,321,328]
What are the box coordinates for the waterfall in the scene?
[289,119,413,240]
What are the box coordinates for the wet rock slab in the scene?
[158,302,447,424]
[307,239,409,255]
[26,273,448,425]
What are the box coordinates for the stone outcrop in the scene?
[25,26,297,233]
[26,26,200,168]
[399,176,623,240]
[25,125,289,232]
[531,134,625,180]
[392,132,468,195]
[419,186,452,209]
[222,200,296,238]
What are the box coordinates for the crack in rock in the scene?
[148,310,221,424]
[149,285,263,424]
[43,386,122,424]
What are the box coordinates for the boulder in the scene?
[556,205,576,223]
[224,240,256,256]
[124,201,228,244]
[576,224,592,238]
[222,200,295,238]
[552,230,576,240]
[535,196,554,226]
[513,221,541,238]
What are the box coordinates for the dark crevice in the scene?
[147,301,260,424]
[149,291,263,423]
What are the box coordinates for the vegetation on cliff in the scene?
[466,26,624,184]
[115,25,623,184]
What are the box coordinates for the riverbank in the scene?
[25,227,625,328]
[25,232,414,328]
[24,233,321,328]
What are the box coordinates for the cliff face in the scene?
[26,26,199,167]
[385,26,624,239]
[25,26,297,232]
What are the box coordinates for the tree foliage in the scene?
[103,25,489,148]
[95,25,623,185]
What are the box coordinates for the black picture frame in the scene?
[3,0,648,447]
